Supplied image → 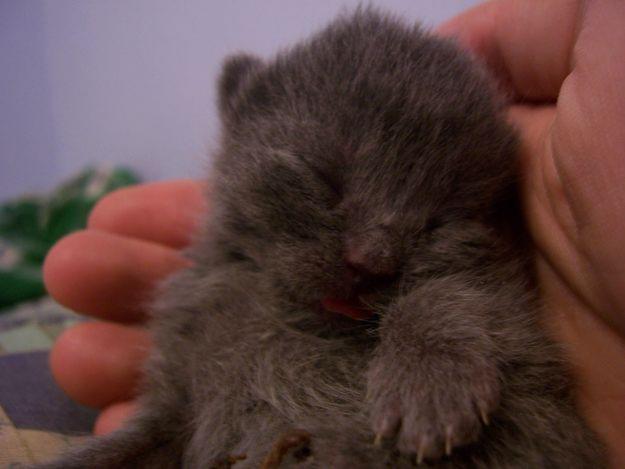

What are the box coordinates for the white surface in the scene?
[0,0,480,200]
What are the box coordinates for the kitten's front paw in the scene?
[367,357,500,462]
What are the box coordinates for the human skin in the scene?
[44,0,625,465]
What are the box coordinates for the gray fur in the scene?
[39,8,605,469]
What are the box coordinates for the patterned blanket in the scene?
[0,298,96,467]
[0,167,140,466]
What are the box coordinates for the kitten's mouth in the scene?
[321,297,374,321]
[320,269,397,321]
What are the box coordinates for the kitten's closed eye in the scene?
[424,216,444,232]
[309,165,344,208]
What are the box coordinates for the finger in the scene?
[49,321,151,408]
[88,179,206,248]
[437,0,581,101]
[43,230,188,322]
[93,400,138,435]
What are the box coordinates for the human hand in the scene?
[438,0,625,464]
[44,179,205,435]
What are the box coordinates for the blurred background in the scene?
[1,0,480,201]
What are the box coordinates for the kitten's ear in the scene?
[218,53,264,119]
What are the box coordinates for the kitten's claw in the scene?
[445,426,452,456]
[368,355,500,461]
[479,406,490,426]
[416,440,426,465]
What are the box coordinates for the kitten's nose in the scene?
[344,229,399,279]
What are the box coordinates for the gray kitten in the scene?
[41,8,605,469]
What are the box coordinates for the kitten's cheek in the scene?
[93,400,138,435]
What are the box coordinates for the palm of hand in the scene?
[447,0,625,463]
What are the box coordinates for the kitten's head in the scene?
[210,11,517,319]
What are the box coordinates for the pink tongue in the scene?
[321,298,373,321]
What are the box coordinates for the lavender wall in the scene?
[0,0,479,200]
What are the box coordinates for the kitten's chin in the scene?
[321,297,374,321]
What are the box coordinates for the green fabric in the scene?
[0,167,140,310]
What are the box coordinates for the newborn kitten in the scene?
[41,8,605,469]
